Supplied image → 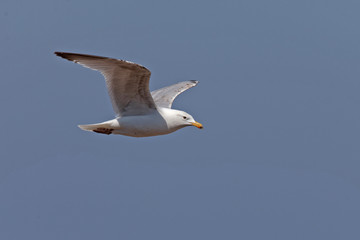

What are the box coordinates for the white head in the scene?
[159,108,203,130]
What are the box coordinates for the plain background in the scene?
[1,0,360,239]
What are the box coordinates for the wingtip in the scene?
[54,51,68,59]
[54,51,77,62]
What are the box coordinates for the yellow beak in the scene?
[191,121,203,129]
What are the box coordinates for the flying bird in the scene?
[55,52,203,137]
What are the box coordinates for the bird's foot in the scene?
[93,128,114,135]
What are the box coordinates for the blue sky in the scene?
[1,0,360,239]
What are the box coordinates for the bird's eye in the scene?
[183,116,187,119]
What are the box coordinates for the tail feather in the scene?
[78,124,99,131]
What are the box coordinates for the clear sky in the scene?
[1,0,360,239]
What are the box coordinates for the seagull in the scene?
[55,52,203,137]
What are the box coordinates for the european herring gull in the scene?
[55,52,203,137]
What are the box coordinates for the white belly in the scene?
[110,114,177,137]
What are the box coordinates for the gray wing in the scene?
[55,52,156,116]
[151,80,198,108]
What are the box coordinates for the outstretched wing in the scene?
[55,52,156,116]
[151,80,199,108]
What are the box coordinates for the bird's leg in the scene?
[93,128,114,135]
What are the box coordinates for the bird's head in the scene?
[174,110,203,129]
[180,113,203,129]
[159,108,203,130]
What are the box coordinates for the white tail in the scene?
[78,124,100,131]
